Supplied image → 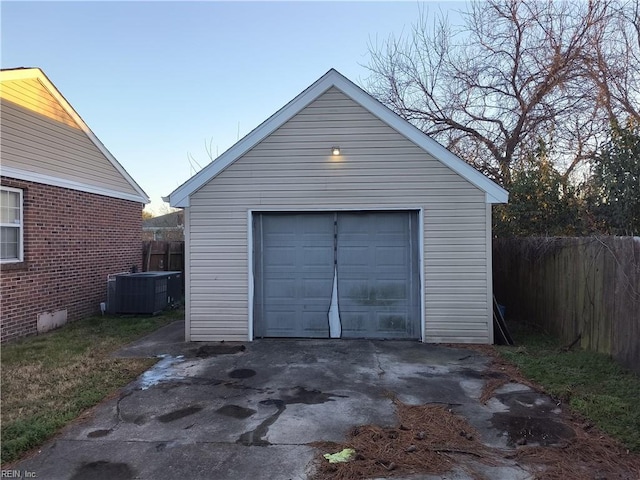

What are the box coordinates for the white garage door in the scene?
[253,211,420,339]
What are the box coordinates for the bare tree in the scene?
[588,1,640,122]
[365,0,639,187]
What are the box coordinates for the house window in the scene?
[1,186,24,263]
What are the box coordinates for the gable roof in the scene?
[167,69,508,207]
[0,67,149,204]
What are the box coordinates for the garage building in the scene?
[167,69,508,343]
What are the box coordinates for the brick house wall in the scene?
[0,177,143,342]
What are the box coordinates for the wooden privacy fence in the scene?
[493,237,640,375]
[142,241,185,273]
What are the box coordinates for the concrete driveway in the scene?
[12,321,574,480]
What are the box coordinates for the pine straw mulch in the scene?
[311,400,495,480]
[311,344,640,480]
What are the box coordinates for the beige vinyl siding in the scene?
[0,79,139,196]
[189,87,491,343]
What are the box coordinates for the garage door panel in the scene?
[377,312,410,332]
[339,246,369,266]
[377,246,408,265]
[304,311,331,332]
[263,247,297,267]
[264,309,297,331]
[302,246,334,266]
[338,211,419,339]
[254,213,334,337]
[263,278,297,299]
[341,280,408,303]
[303,278,333,297]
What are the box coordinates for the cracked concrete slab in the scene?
[11,322,571,479]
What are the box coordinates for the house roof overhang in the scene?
[1,67,149,204]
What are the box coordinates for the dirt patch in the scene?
[193,344,246,357]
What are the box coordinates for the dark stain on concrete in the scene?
[87,429,112,438]
[156,443,166,451]
[217,404,256,419]
[158,405,203,423]
[221,382,267,393]
[456,368,509,380]
[302,354,318,363]
[160,378,224,389]
[491,391,575,446]
[281,386,345,404]
[228,368,256,379]
[133,415,147,426]
[453,368,483,379]
[416,368,508,381]
[194,344,246,357]
[237,399,285,446]
[237,387,346,445]
[491,413,575,446]
[484,370,510,379]
[399,377,468,404]
[70,461,134,480]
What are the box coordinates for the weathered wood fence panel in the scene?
[493,237,640,374]
[142,241,185,273]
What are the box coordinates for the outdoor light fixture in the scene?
[331,146,341,156]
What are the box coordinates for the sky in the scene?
[1,1,466,213]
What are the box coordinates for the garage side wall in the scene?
[188,87,491,343]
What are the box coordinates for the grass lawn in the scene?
[1,308,183,465]
[497,323,640,452]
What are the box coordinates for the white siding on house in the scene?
[0,78,140,196]
[188,87,491,343]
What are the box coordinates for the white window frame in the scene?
[1,186,24,263]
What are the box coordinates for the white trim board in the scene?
[418,208,426,343]
[184,207,192,342]
[0,185,24,263]
[1,166,147,203]
[247,210,254,341]
[168,69,508,208]
[485,203,495,345]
